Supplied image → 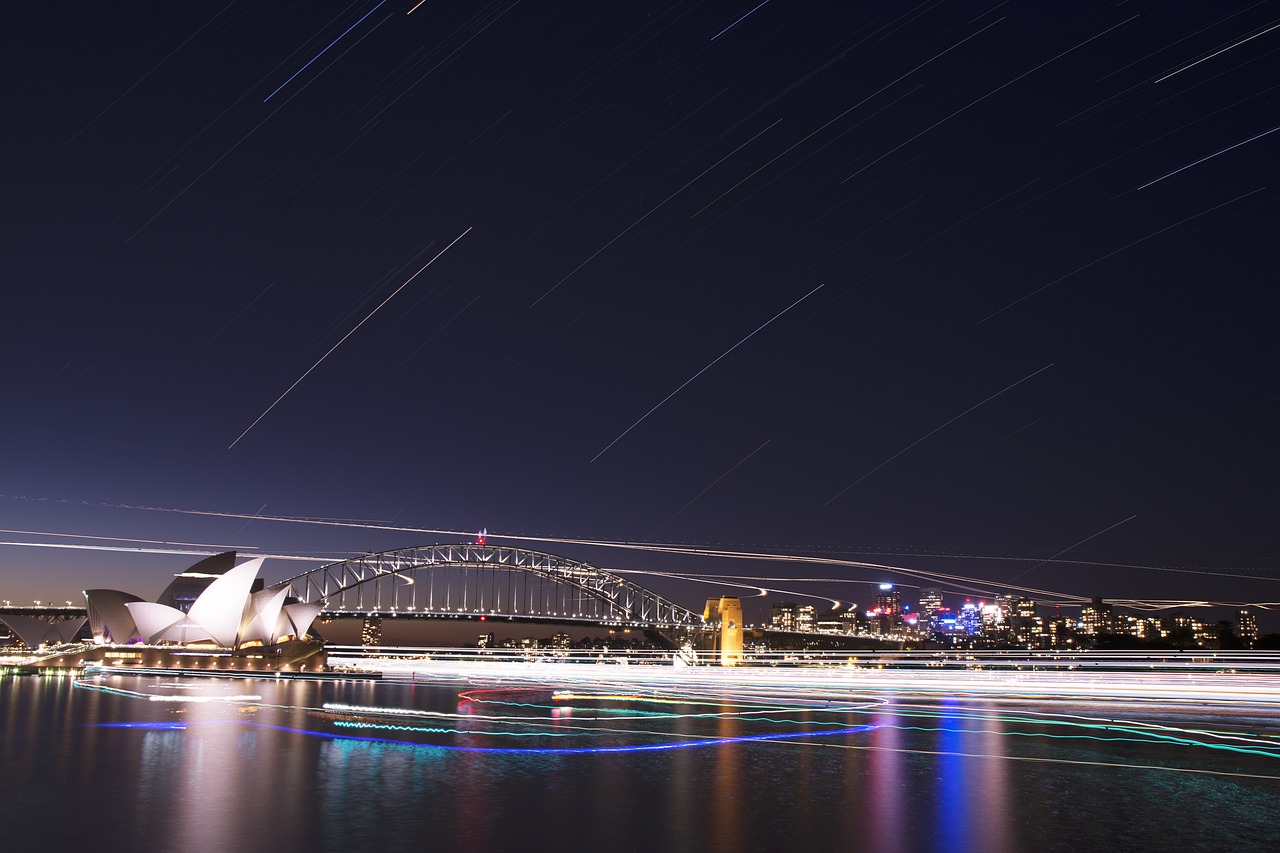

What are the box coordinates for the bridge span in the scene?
[279,544,708,631]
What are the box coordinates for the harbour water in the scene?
[2,667,1278,852]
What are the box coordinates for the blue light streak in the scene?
[90,718,877,755]
[263,0,389,103]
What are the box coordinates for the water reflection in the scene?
[711,712,744,849]
[2,674,1277,852]
[866,711,906,853]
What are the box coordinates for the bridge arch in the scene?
[279,544,705,629]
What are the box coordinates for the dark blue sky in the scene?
[4,1,1277,623]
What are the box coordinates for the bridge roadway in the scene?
[0,603,840,639]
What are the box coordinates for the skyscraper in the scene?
[919,588,943,624]
[1239,610,1259,648]
[875,584,901,615]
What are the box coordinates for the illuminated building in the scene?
[361,617,383,647]
[552,632,571,649]
[930,608,960,637]
[477,632,494,648]
[869,583,903,636]
[1192,619,1217,647]
[875,584,901,616]
[1045,616,1070,647]
[918,588,943,624]
[770,602,815,631]
[154,551,263,614]
[1009,597,1037,644]
[980,602,1004,633]
[958,602,982,636]
[1079,598,1113,635]
[82,554,320,650]
[1239,611,1258,648]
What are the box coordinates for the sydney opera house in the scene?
[7,552,326,671]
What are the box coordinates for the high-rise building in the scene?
[875,584,902,616]
[1079,598,1113,635]
[919,588,943,624]
[1239,610,1259,648]
[361,616,383,647]
[477,632,494,648]
[770,602,815,631]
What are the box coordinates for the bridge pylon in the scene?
[703,596,744,666]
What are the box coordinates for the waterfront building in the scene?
[1239,610,1259,648]
[361,617,383,647]
[837,608,861,634]
[83,554,320,651]
[770,602,815,631]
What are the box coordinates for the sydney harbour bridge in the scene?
[279,543,709,631]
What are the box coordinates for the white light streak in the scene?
[978,188,1264,323]
[591,285,822,463]
[1134,124,1280,191]
[1008,515,1137,582]
[529,120,782,308]
[822,364,1053,507]
[710,0,772,42]
[1153,20,1280,84]
[229,227,472,448]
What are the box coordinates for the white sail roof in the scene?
[186,557,264,648]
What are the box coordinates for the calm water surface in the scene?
[2,671,1277,852]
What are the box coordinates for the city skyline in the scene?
[4,3,1277,624]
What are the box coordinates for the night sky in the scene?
[4,2,1278,624]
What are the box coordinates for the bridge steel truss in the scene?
[279,544,706,630]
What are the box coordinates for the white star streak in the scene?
[1134,124,1280,191]
[695,19,1003,217]
[1008,514,1138,582]
[1153,20,1280,84]
[228,227,472,449]
[528,119,782,308]
[710,0,773,42]
[590,284,823,463]
[843,16,1137,184]
[657,439,771,531]
[979,188,1264,324]
[821,364,1054,508]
